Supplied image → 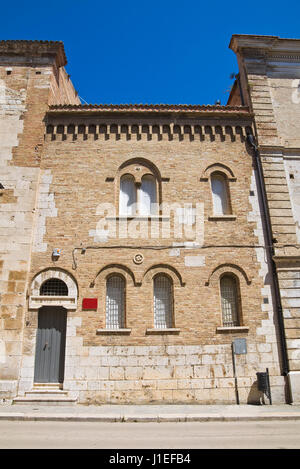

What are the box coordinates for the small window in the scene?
[106,275,125,329]
[153,275,173,328]
[211,173,231,215]
[220,275,240,327]
[119,175,136,216]
[40,278,68,296]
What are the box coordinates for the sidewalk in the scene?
[1,403,300,422]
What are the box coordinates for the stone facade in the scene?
[229,34,300,403]
[0,36,299,405]
[0,41,80,399]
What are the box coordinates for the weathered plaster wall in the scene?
[0,71,39,398]
[269,76,300,148]
[284,156,300,243]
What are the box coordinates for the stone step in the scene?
[13,385,77,406]
[13,396,77,406]
[24,390,69,399]
[32,383,63,388]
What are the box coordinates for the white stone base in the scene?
[288,371,300,404]
[15,344,287,405]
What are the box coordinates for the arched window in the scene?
[220,275,240,327]
[211,172,231,215]
[119,175,136,216]
[106,275,125,329]
[153,275,173,329]
[40,278,68,296]
[118,162,160,217]
[140,175,157,215]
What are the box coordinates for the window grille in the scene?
[154,275,173,328]
[106,276,125,329]
[40,278,68,296]
[220,275,239,327]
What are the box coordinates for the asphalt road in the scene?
[0,420,300,449]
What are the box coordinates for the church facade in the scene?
[0,36,299,405]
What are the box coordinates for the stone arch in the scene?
[119,157,161,173]
[205,263,252,287]
[118,158,162,183]
[142,264,185,287]
[93,264,138,287]
[29,268,78,310]
[200,163,236,181]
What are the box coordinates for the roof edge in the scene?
[229,34,300,55]
[0,40,67,67]
[47,103,251,114]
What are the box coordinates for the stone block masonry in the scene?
[62,343,285,404]
[229,34,300,403]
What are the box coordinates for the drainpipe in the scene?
[246,134,290,383]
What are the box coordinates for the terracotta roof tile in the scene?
[48,103,251,114]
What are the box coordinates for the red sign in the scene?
[82,298,98,310]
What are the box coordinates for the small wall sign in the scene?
[82,298,98,310]
[233,338,247,355]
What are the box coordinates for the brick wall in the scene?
[17,108,286,403]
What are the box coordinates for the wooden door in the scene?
[34,306,67,383]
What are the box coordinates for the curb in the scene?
[1,413,300,422]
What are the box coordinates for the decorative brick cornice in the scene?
[44,121,254,142]
[45,104,253,141]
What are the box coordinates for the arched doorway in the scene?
[29,269,78,385]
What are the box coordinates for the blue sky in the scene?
[2,0,300,105]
